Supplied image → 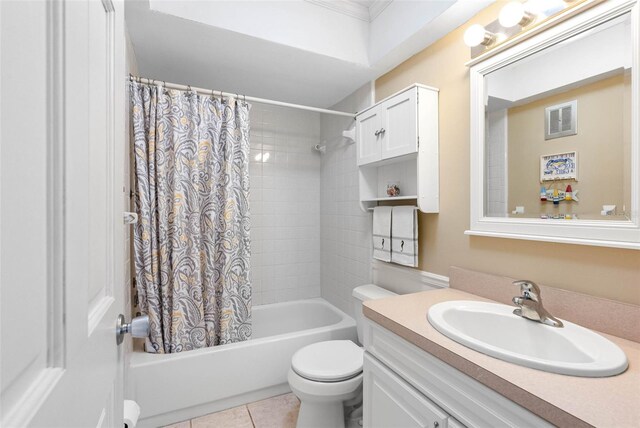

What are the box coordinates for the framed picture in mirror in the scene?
[540,152,577,181]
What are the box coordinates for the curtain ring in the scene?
[188,85,192,92]
[243,94,246,103]
[129,73,133,82]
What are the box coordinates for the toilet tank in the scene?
[352,284,397,344]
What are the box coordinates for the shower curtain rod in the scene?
[131,75,356,118]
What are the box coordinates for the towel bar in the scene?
[367,207,419,211]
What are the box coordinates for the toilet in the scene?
[288,284,397,428]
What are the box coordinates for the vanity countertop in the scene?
[363,288,640,428]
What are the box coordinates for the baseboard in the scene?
[371,260,449,295]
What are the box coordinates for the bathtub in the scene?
[129,298,356,427]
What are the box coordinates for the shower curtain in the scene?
[130,81,251,353]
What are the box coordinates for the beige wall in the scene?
[375,2,640,305]
[507,75,628,218]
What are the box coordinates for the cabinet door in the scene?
[380,89,418,160]
[357,107,382,165]
[364,353,450,428]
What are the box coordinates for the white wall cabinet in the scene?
[363,319,554,428]
[357,107,383,165]
[379,88,418,160]
[356,84,439,213]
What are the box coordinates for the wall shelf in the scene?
[363,196,418,202]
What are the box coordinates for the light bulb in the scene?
[464,24,494,47]
[499,1,536,27]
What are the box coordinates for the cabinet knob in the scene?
[374,130,380,136]
[379,128,386,135]
[433,422,439,428]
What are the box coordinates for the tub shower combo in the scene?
[129,77,360,426]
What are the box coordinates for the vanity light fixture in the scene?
[464,24,496,47]
[499,1,536,27]
[463,0,582,59]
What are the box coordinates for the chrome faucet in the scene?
[512,280,563,328]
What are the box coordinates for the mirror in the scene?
[485,14,631,221]
[468,1,640,249]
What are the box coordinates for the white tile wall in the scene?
[249,103,322,305]
[486,109,508,217]
[319,84,374,316]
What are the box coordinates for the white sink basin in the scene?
[427,300,628,377]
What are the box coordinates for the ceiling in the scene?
[125,0,493,109]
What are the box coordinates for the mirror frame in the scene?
[467,0,640,250]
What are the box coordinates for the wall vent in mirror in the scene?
[545,100,577,140]
[467,0,640,250]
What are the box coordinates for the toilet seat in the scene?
[291,340,364,382]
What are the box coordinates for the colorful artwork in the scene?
[539,186,579,203]
[540,151,577,181]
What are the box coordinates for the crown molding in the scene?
[305,0,393,22]
[305,0,371,21]
[368,0,393,21]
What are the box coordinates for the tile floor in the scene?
[164,393,300,428]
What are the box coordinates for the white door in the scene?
[1,1,127,427]
[380,89,418,160]
[363,354,450,428]
[357,108,382,165]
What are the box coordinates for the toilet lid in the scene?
[292,340,364,382]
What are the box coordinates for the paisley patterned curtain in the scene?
[130,81,251,353]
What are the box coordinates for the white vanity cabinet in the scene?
[364,353,455,428]
[356,84,439,213]
[362,319,554,428]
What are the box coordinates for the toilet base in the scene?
[288,369,363,428]
[297,401,346,428]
